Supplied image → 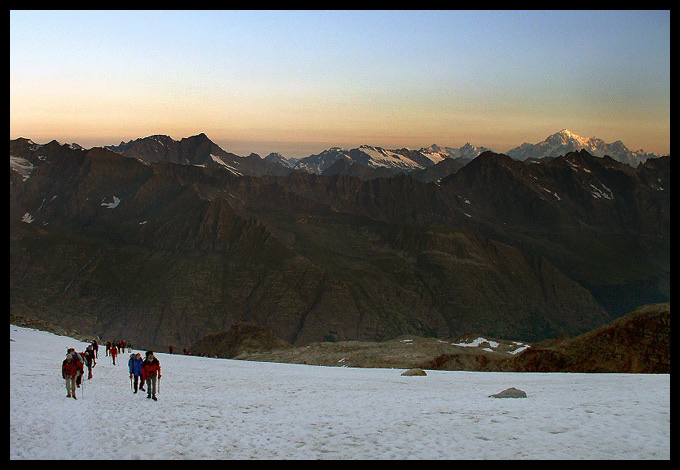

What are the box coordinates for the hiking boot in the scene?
[67,393,71,398]
[73,395,77,400]
[152,395,157,401]
[147,393,151,399]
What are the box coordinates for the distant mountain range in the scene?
[99,129,664,180]
[9,130,669,352]
[274,129,663,174]
[276,142,493,176]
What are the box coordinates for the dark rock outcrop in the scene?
[190,322,293,359]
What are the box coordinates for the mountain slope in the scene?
[10,137,670,352]
[439,150,670,314]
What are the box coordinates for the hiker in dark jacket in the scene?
[82,345,96,379]
[128,353,144,393]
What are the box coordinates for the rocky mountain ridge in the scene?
[10,134,669,352]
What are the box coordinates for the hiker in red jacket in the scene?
[141,351,161,401]
[110,343,118,365]
[62,349,83,399]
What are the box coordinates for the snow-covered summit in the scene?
[420,142,491,162]
[356,145,424,170]
[506,129,663,167]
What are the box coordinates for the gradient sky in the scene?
[10,10,670,158]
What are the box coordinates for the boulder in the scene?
[489,387,527,398]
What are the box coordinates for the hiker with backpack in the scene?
[141,351,161,401]
[71,349,86,388]
[128,352,145,394]
[62,349,84,399]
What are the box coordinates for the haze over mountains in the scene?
[9,129,669,352]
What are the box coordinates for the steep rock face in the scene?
[439,151,670,315]
[441,151,560,227]
[411,158,467,183]
[378,226,609,341]
[189,322,293,358]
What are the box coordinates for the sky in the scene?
[10,10,670,158]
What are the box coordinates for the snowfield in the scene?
[10,325,670,460]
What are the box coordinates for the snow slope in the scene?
[356,145,424,170]
[10,325,670,460]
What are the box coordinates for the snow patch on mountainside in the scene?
[10,156,34,181]
[210,154,243,176]
[100,196,121,209]
[358,145,424,170]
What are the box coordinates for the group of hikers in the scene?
[61,340,161,401]
[104,340,133,365]
[127,351,161,400]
